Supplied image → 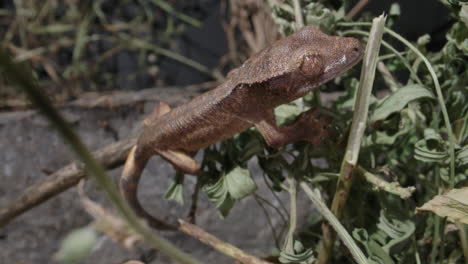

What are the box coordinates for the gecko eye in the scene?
[300,54,323,77]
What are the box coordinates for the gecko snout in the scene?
[347,38,364,62]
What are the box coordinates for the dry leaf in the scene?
[416,187,468,224]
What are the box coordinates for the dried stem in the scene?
[0,136,136,227]
[357,166,415,199]
[317,15,386,264]
[292,0,304,29]
[178,220,274,264]
[346,0,370,20]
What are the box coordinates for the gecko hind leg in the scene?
[120,102,201,230]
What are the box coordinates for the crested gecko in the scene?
[120,26,363,229]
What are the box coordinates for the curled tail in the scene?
[120,145,177,230]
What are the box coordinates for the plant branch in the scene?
[292,0,304,28]
[338,21,456,189]
[178,220,274,264]
[346,0,370,19]
[317,14,386,264]
[0,136,136,227]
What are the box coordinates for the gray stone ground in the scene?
[0,88,313,264]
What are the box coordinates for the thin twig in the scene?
[178,220,274,264]
[0,136,137,227]
[346,0,370,20]
[300,182,368,264]
[253,195,281,248]
[187,180,200,224]
[377,61,401,91]
[357,165,415,199]
[0,81,217,113]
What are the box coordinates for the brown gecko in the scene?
[120,26,363,229]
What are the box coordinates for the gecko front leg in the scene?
[254,108,335,149]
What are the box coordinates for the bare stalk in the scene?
[316,14,386,264]
[178,220,274,264]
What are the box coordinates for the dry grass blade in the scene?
[78,180,144,249]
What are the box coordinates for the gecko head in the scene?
[293,26,364,85]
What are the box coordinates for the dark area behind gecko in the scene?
[0,0,450,99]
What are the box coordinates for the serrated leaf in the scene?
[457,145,468,165]
[203,167,255,217]
[225,167,257,200]
[352,228,394,264]
[239,135,264,162]
[203,175,234,217]
[376,212,415,253]
[55,227,97,264]
[416,187,468,224]
[371,85,434,122]
[279,240,315,264]
[414,129,449,163]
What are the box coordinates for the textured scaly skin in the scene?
[120,26,364,229]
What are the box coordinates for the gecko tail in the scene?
[120,145,177,230]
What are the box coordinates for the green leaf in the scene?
[279,240,315,264]
[456,145,468,165]
[371,85,435,122]
[55,227,97,264]
[203,167,256,217]
[274,103,301,125]
[414,128,450,163]
[225,167,257,200]
[164,182,184,205]
[353,211,414,263]
[376,212,415,253]
[453,116,468,144]
[352,228,394,264]
[164,173,184,205]
[389,3,401,16]
[203,174,234,218]
[417,187,468,224]
[460,4,468,28]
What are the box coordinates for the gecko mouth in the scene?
[299,49,364,94]
[320,51,363,85]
